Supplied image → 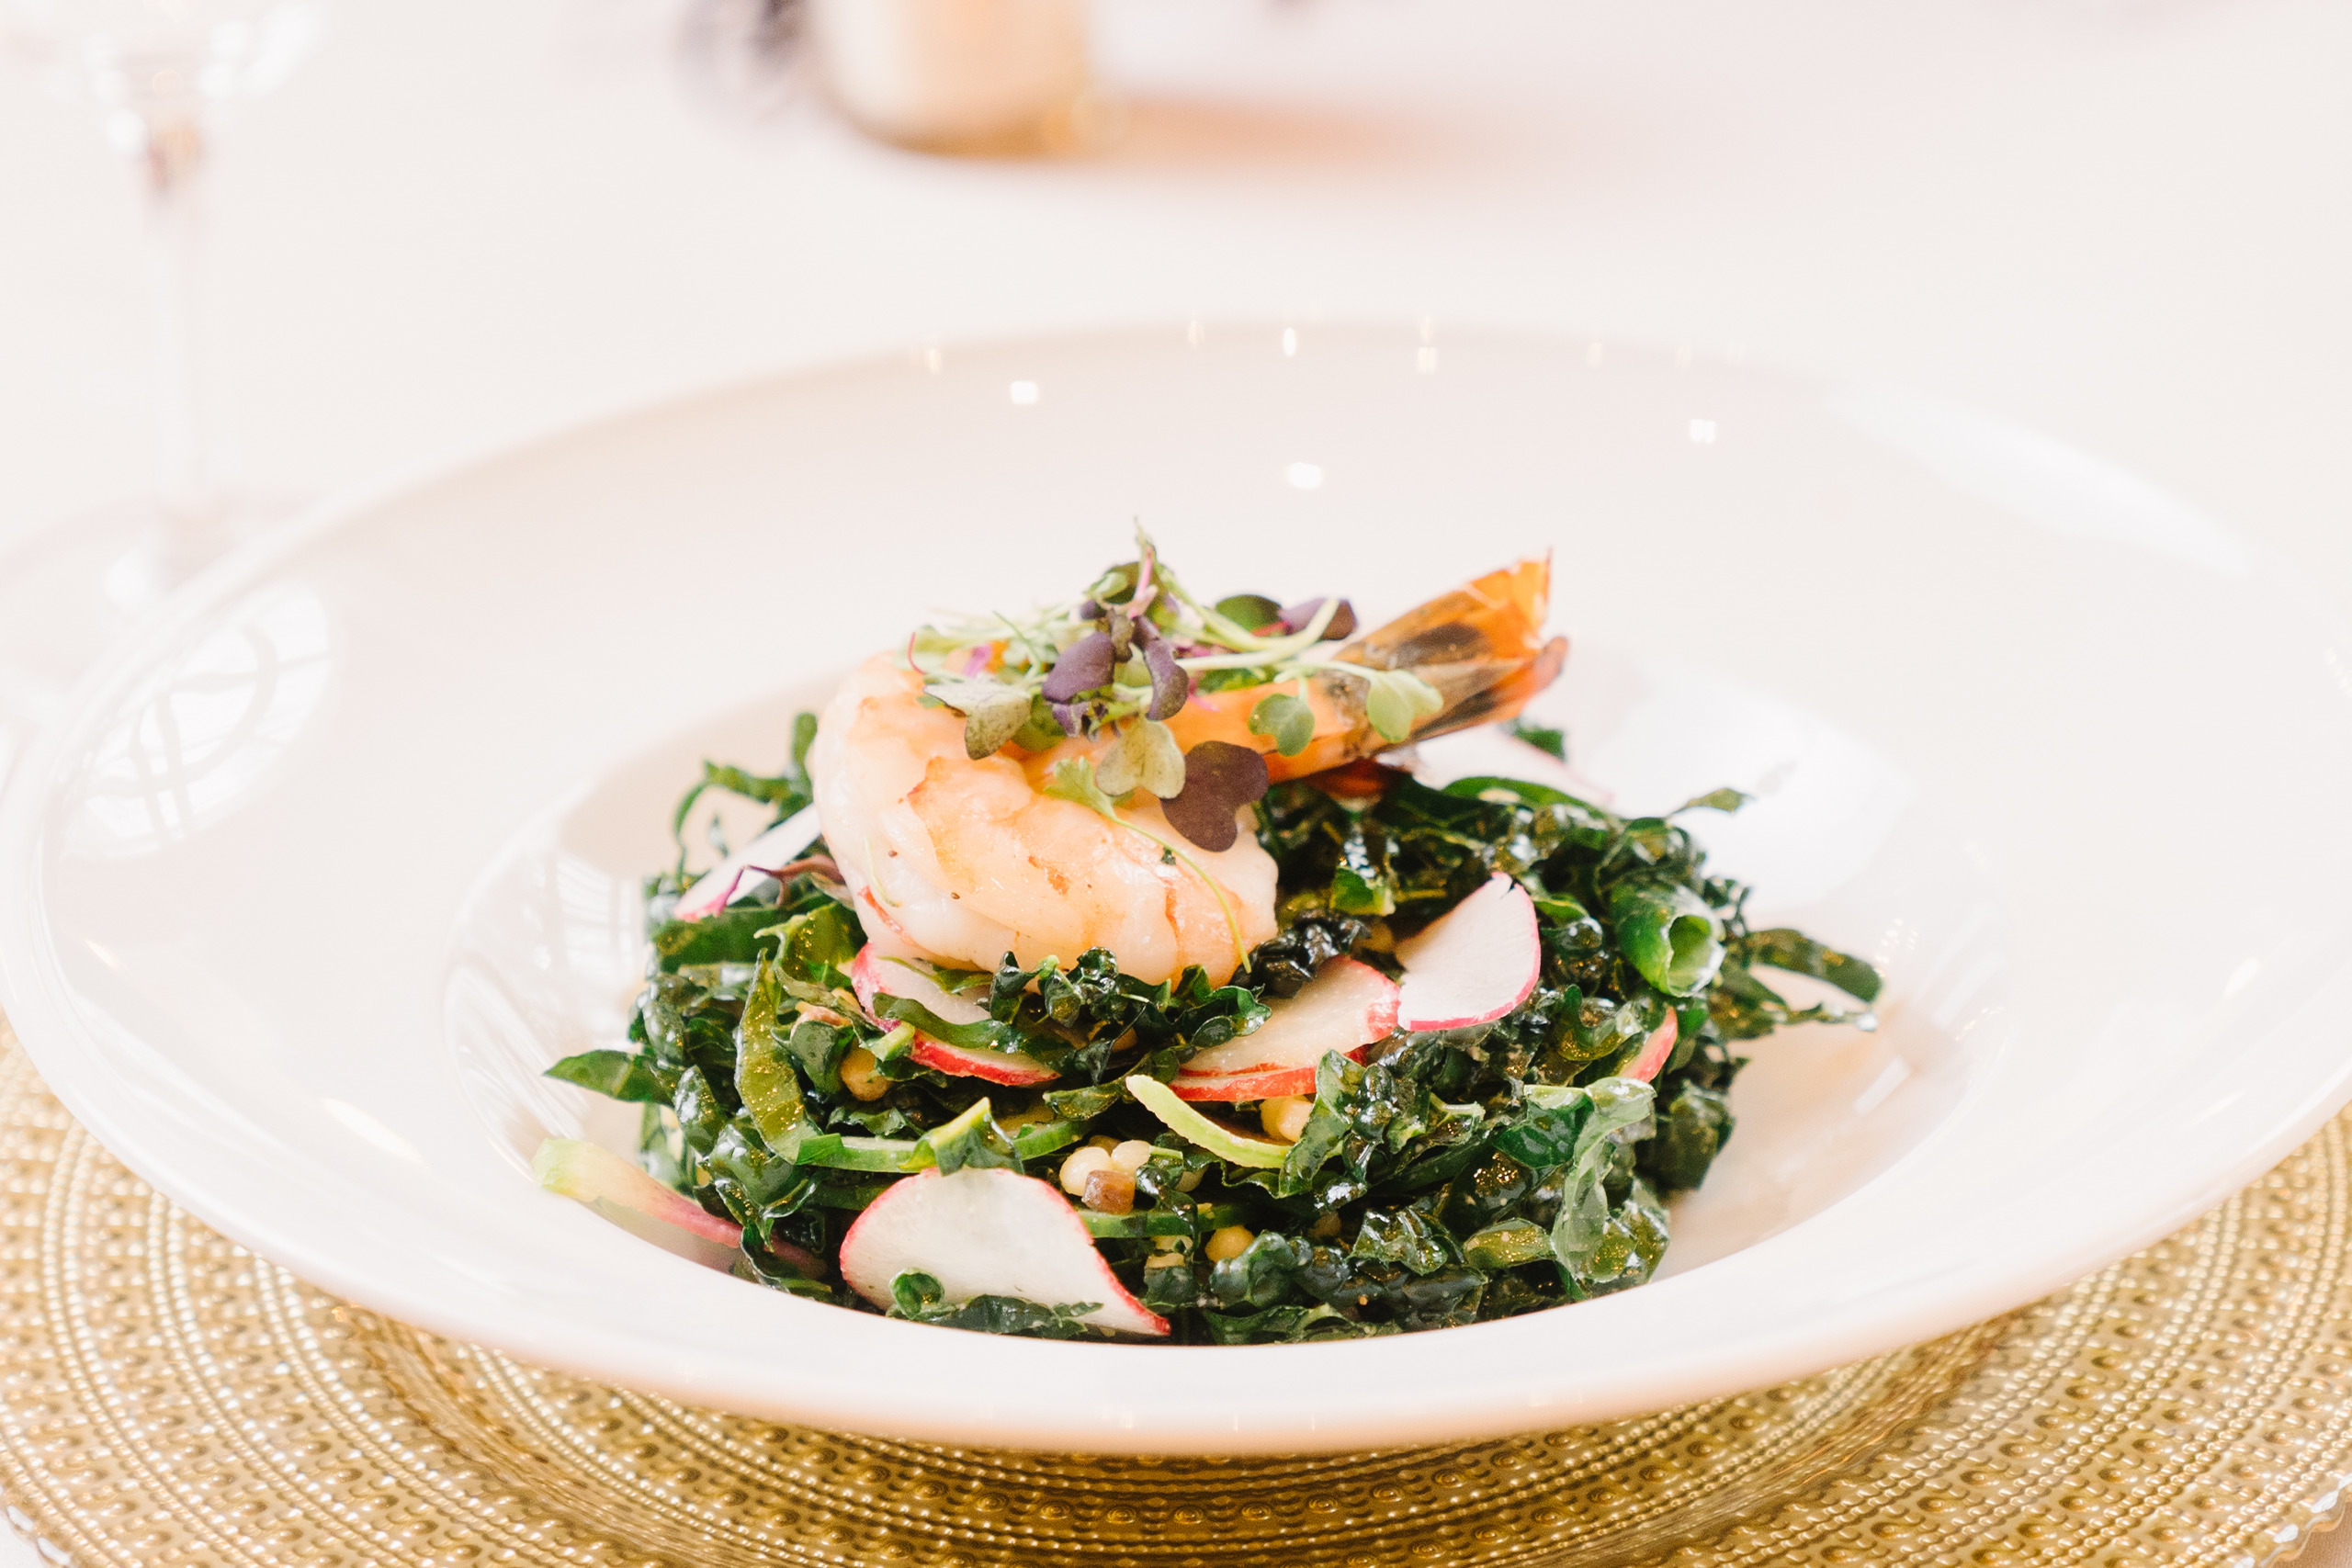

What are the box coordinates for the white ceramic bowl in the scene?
[5,325,2349,1455]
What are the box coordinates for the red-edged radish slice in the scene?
[1168,1064,1320,1103]
[673,806,824,922]
[1175,956,1398,1083]
[838,1168,1168,1337]
[1394,874,1541,1031]
[848,944,1060,1087]
[533,1137,742,1249]
[1624,1009,1679,1084]
[907,1038,1059,1088]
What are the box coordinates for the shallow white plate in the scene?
[5,325,2350,1456]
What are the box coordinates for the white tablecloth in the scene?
[3,0,2349,1560]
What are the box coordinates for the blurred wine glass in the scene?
[0,0,318,775]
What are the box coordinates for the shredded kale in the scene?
[545,721,1879,1344]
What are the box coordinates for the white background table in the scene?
[3,0,2349,1560]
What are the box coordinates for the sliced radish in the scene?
[1625,1009,1679,1084]
[907,1037,1058,1087]
[673,806,825,922]
[1167,1064,1322,1103]
[1176,956,1398,1083]
[850,942,989,1025]
[839,1168,1168,1337]
[533,1137,743,1249]
[848,944,1060,1087]
[1394,874,1542,1031]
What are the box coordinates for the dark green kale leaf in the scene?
[540,678,1887,1348]
[544,1048,674,1104]
[888,1270,1113,1340]
[1640,1081,1736,1194]
[650,904,787,972]
[668,741,817,873]
[1197,1303,1389,1344]
[1736,929,1883,1003]
[1508,718,1567,760]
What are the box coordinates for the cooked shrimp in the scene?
[810,656,1279,986]
[1165,558,1568,779]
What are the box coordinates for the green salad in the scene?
[535,542,1879,1344]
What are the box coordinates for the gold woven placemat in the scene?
[0,1024,2348,1567]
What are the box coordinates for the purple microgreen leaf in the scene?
[1281,597,1358,640]
[1142,636,1189,719]
[1163,741,1271,852]
[1051,700,1084,738]
[1042,629,1115,702]
[1247,692,1316,757]
[1076,598,1100,620]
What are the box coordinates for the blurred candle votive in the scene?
[809,0,1091,153]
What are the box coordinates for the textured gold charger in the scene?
[2,1028,2350,1568]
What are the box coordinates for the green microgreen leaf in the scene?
[1248,691,1317,758]
[1213,593,1283,632]
[1043,756,1121,817]
[1360,668,1445,743]
[1095,717,1187,799]
[926,680,1035,760]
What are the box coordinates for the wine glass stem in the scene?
[137,107,219,547]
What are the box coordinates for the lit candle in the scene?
[810,0,1090,152]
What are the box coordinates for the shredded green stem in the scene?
[1173,597,1342,671]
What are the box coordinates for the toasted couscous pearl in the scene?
[839,1046,890,1101]
[1059,1145,1113,1195]
[1108,1139,1155,1173]
[1259,1097,1313,1143]
[1144,1236,1190,1270]
[1082,1168,1136,1215]
[1205,1224,1255,1263]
